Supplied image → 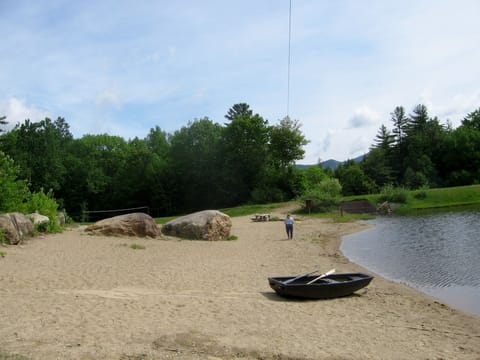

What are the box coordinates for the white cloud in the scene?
[0,98,50,131]
[349,106,380,128]
[95,90,122,108]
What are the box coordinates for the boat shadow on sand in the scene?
[260,291,366,302]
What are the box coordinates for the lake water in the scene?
[340,209,480,317]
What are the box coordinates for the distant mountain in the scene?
[296,154,366,170]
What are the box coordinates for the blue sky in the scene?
[1,0,479,163]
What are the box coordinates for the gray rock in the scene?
[161,210,232,241]
[0,212,35,245]
[27,212,50,225]
[85,212,161,237]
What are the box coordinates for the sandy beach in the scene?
[1,208,479,360]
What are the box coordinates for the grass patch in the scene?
[153,201,297,223]
[0,251,6,258]
[227,235,238,240]
[404,184,480,209]
[152,185,480,224]
[341,184,480,215]
[220,202,294,217]
[0,351,30,360]
[130,243,146,250]
[118,243,146,250]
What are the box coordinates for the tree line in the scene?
[1,103,479,220]
[0,104,309,220]
[335,105,480,195]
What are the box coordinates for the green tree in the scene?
[269,116,309,169]
[168,118,224,212]
[224,103,253,121]
[462,108,480,130]
[441,113,480,185]
[1,117,72,193]
[361,147,393,190]
[400,105,446,187]
[335,161,375,196]
[63,134,128,218]
[221,105,270,205]
[303,165,328,189]
[0,151,30,212]
[144,127,171,214]
[391,106,407,147]
[372,124,395,151]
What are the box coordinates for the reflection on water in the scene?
[341,210,480,317]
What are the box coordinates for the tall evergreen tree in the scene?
[224,103,253,121]
[222,105,270,205]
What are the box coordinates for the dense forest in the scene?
[0,103,479,220]
[0,104,309,219]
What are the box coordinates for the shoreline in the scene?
[1,211,479,359]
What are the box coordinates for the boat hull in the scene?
[268,273,373,299]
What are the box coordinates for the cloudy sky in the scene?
[1,0,479,163]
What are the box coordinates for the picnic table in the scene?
[252,213,271,222]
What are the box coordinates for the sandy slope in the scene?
[1,209,479,360]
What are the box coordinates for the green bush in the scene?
[378,184,408,203]
[301,178,342,212]
[414,185,429,200]
[0,151,30,213]
[24,189,62,233]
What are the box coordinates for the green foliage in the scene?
[3,102,480,220]
[413,186,429,200]
[0,251,6,258]
[168,118,224,212]
[302,166,328,189]
[403,167,428,189]
[269,116,309,169]
[335,161,375,196]
[301,178,342,211]
[378,184,408,203]
[220,203,287,217]
[130,243,145,250]
[3,117,72,193]
[227,235,238,241]
[405,184,480,209]
[24,189,62,232]
[0,151,30,213]
[0,351,30,359]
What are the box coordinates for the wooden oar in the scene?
[283,269,320,284]
[307,269,336,284]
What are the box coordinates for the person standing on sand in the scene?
[285,214,294,239]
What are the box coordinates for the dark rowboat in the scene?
[268,272,373,299]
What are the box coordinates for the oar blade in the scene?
[306,268,336,284]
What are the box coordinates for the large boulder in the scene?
[27,212,50,225]
[0,212,35,245]
[161,210,232,241]
[85,212,161,237]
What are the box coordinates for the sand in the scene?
[1,208,479,360]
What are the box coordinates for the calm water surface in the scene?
[341,210,480,317]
